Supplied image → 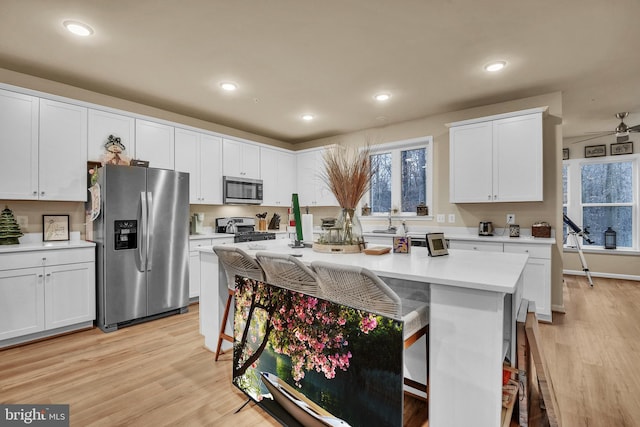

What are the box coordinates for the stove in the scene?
[216,217,276,243]
[234,231,276,243]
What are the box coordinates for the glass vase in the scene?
[334,207,363,246]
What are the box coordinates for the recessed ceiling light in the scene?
[63,20,93,36]
[220,82,238,91]
[301,114,314,121]
[374,93,391,102]
[484,61,507,72]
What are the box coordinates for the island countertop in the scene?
[198,239,528,426]
[197,239,528,294]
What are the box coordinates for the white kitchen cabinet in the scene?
[447,237,552,322]
[503,243,551,321]
[295,147,338,207]
[449,108,544,203]
[0,92,87,202]
[0,247,95,347]
[260,147,295,206]
[0,267,44,340]
[447,240,503,252]
[39,99,88,201]
[223,138,260,179]
[0,89,39,200]
[135,119,175,169]
[188,237,234,300]
[88,109,135,162]
[175,128,223,204]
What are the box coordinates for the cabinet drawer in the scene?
[448,240,503,252]
[189,239,213,252]
[0,248,94,269]
[503,243,550,259]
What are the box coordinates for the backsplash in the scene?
[0,200,86,236]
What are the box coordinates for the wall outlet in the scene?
[16,216,28,228]
[436,214,445,223]
[506,213,515,224]
[448,214,456,223]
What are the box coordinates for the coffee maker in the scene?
[191,213,204,234]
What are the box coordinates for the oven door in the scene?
[223,176,263,204]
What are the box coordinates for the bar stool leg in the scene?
[215,289,235,361]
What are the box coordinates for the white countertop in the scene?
[198,239,528,294]
[361,230,555,245]
[0,239,95,253]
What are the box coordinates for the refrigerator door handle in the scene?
[146,191,154,272]
[139,191,148,271]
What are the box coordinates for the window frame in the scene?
[363,136,433,217]
[563,153,639,250]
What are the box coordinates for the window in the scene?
[563,155,637,249]
[367,137,432,215]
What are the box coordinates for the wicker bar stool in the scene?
[255,252,320,296]
[212,246,264,361]
[311,261,430,395]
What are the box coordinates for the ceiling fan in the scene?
[572,112,640,144]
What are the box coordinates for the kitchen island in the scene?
[198,240,528,426]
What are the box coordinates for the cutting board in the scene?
[363,246,391,255]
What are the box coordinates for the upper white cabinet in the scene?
[223,138,260,179]
[0,89,39,200]
[175,128,223,204]
[449,108,544,203]
[295,147,338,207]
[88,109,135,163]
[39,99,88,201]
[261,147,295,206]
[135,119,175,169]
[0,91,87,201]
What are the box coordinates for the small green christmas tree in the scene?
[0,205,24,245]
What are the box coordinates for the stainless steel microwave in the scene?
[223,176,263,204]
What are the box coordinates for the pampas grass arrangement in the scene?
[315,145,374,249]
[320,145,372,209]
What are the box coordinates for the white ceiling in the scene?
[1,0,639,144]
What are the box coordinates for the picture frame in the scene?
[585,144,606,158]
[562,148,569,160]
[426,232,448,257]
[43,215,70,242]
[610,141,633,156]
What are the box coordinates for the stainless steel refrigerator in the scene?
[93,165,190,332]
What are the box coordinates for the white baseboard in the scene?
[551,304,565,314]
[563,269,640,282]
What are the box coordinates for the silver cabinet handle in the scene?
[33,191,37,196]
[41,191,45,196]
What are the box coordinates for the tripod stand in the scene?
[566,230,594,287]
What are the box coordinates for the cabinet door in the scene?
[189,251,201,299]
[175,128,200,203]
[44,262,96,330]
[223,139,260,179]
[135,119,174,169]
[199,134,223,204]
[520,258,551,321]
[261,147,295,206]
[39,99,88,201]
[449,121,493,203]
[0,267,44,340]
[0,89,39,200]
[493,113,543,202]
[296,150,317,206]
[88,109,135,162]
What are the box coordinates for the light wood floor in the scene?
[0,275,638,426]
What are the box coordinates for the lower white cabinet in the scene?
[189,237,234,299]
[449,239,552,321]
[0,247,95,347]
